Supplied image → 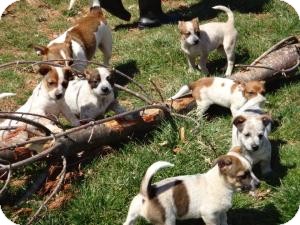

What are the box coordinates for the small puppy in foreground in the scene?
[65,67,129,120]
[169,77,266,116]
[33,0,112,71]
[178,5,237,76]
[232,94,273,176]
[0,65,79,140]
[123,147,260,225]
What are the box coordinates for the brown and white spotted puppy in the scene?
[123,148,260,225]
[169,77,266,116]
[65,66,129,120]
[0,65,79,140]
[33,0,112,71]
[232,94,273,176]
[179,5,237,76]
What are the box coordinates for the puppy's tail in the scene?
[212,5,234,25]
[168,85,191,100]
[0,93,16,99]
[140,161,174,197]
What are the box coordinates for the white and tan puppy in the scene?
[232,94,273,176]
[169,77,266,116]
[65,67,128,120]
[0,65,79,140]
[178,5,237,76]
[33,0,112,71]
[123,147,260,225]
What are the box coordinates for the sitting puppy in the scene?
[0,65,79,140]
[232,94,273,176]
[33,0,112,71]
[169,77,265,116]
[123,147,260,225]
[65,67,128,120]
[178,5,237,76]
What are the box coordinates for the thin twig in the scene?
[0,114,52,136]
[115,84,153,104]
[0,161,12,196]
[26,156,67,225]
[149,79,165,102]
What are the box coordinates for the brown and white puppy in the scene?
[232,94,273,176]
[169,77,266,117]
[0,65,79,140]
[178,5,237,76]
[33,0,112,71]
[65,66,129,120]
[123,148,260,225]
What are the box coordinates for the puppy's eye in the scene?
[258,134,264,139]
[238,171,250,179]
[247,91,255,96]
[244,133,250,137]
[48,81,55,86]
[195,31,200,36]
[185,32,191,36]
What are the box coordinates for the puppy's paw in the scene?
[262,170,274,180]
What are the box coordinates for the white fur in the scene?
[65,67,126,120]
[0,93,15,99]
[232,95,272,176]
[123,158,259,225]
[0,67,79,140]
[180,5,237,76]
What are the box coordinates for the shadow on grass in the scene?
[114,60,140,86]
[176,203,280,225]
[265,72,300,94]
[114,0,271,30]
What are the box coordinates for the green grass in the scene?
[0,0,299,224]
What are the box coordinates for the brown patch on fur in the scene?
[231,82,240,93]
[42,68,59,91]
[230,146,243,154]
[146,197,166,225]
[243,80,265,99]
[189,77,214,100]
[233,115,246,132]
[173,180,189,217]
[67,7,106,60]
[178,21,188,36]
[85,69,101,89]
[217,155,244,177]
[221,82,225,87]
[192,18,200,32]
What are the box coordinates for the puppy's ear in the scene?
[37,64,51,76]
[233,115,246,132]
[178,21,185,31]
[261,114,272,127]
[217,155,233,174]
[33,45,48,56]
[84,69,92,81]
[192,17,199,26]
[106,69,116,85]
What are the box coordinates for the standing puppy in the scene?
[33,0,112,71]
[123,148,260,225]
[169,77,265,116]
[179,5,237,76]
[0,65,79,140]
[65,67,127,120]
[232,94,273,176]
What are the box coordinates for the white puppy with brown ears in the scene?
[169,77,266,117]
[178,5,237,76]
[232,94,273,176]
[65,66,128,120]
[33,0,112,71]
[0,65,79,140]
[123,147,260,225]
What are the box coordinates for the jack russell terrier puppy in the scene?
[0,65,79,140]
[178,5,237,76]
[65,66,129,120]
[123,147,260,225]
[33,0,112,71]
[169,77,266,117]
[232,94,273,176]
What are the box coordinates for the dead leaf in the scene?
[48,193,73,210]
[179,127,185,142]
[173,147,183,154]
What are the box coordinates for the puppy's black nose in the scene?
[56,93,63,99]
[252,145,259,151]
[101,87,109,93]
[194,39,199,45]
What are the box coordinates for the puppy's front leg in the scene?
[198,53,209,74]
[220,212,228,225]
[60,101,80,126]
[187,55,197,73]
[260,158,272,177]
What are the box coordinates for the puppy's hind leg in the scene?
[196,100,211,117]
[123,194,143,225]
[224,44,235,76]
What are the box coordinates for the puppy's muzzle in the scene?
[101,86,110,95]
[251,145,259,151]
